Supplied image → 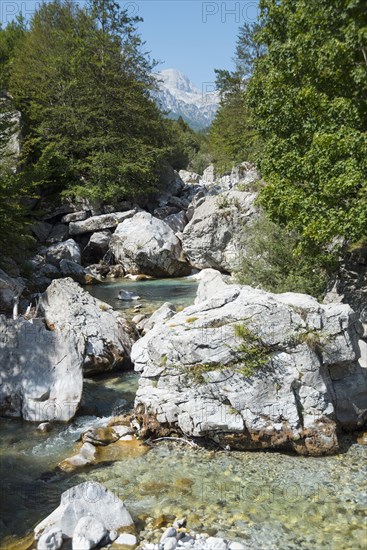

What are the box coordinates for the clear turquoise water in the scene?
[0,279,366,549]
[87,277,198,317]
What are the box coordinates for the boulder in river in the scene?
[40,278,137,374]
[109,211,191,277]
[132,270,367,455]
[34,482,134,543]
[0,316,84,421]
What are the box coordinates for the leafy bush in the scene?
[236,215,332,299]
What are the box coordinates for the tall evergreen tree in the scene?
[10,0,169,203]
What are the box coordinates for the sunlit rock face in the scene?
[132,270,367,456]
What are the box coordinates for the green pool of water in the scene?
[86,277,198,318]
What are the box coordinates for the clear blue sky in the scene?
[0,0,259,86]
[133,1,260,86]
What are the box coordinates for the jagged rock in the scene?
[132,270,367,456]
[69,211,137,236]
[163,211,187,234]
[139,302,176,335]
[109,211,190,277]
[61,211,88,223]
[46,239,81,267]
[46,224,69,244]
[34,482,134,541]
[40,278,137,374]
[182,189,258,272]
[0,316,84,421]
[0,268,24,313]
[83,231,112,263]
[155,164,184,207]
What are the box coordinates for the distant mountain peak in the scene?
[153,68,219,131]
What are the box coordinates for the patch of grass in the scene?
[186,316,199,324]
[184,322,272,384]
[160,354,167,366]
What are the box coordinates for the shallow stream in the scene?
[0,278,366,549]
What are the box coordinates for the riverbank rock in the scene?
[82,230,112,263]
[69,211,137,236]
[109,211,190,277]
[132,270,367,455]
[40,278,137,374]
[0,268,24,313]
[34,482,134,545]
[0,316,84,421]
[182,189,258,273]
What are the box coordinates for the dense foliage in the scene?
[8,0,170,204]
[167,116,210,174]
[209,23,264,172]
[237,215,330,299]
[249,0,367,252]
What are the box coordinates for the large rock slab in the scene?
[69,211,136,236]
[132,270,367,455]
[182,189,258,272]
[34,482,133,541]
[40,278,136,374]
[0,316,84,421]
[109,211,190,277]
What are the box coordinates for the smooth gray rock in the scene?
[132,270,367,455]
[72,516,107,550]
[69,210,136,235]
[0,316,84,421]
[182,189,258,272]
[46,239,81,266]
[161,527,177,542]
[109,211,190,277]
[114,533,137,546]
[59,259,86,284]
[34,482,133,540]
[40,278,136,374]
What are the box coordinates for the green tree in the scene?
[10,0,170,203]
[209,23,264,172]
[248,0,367,253]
